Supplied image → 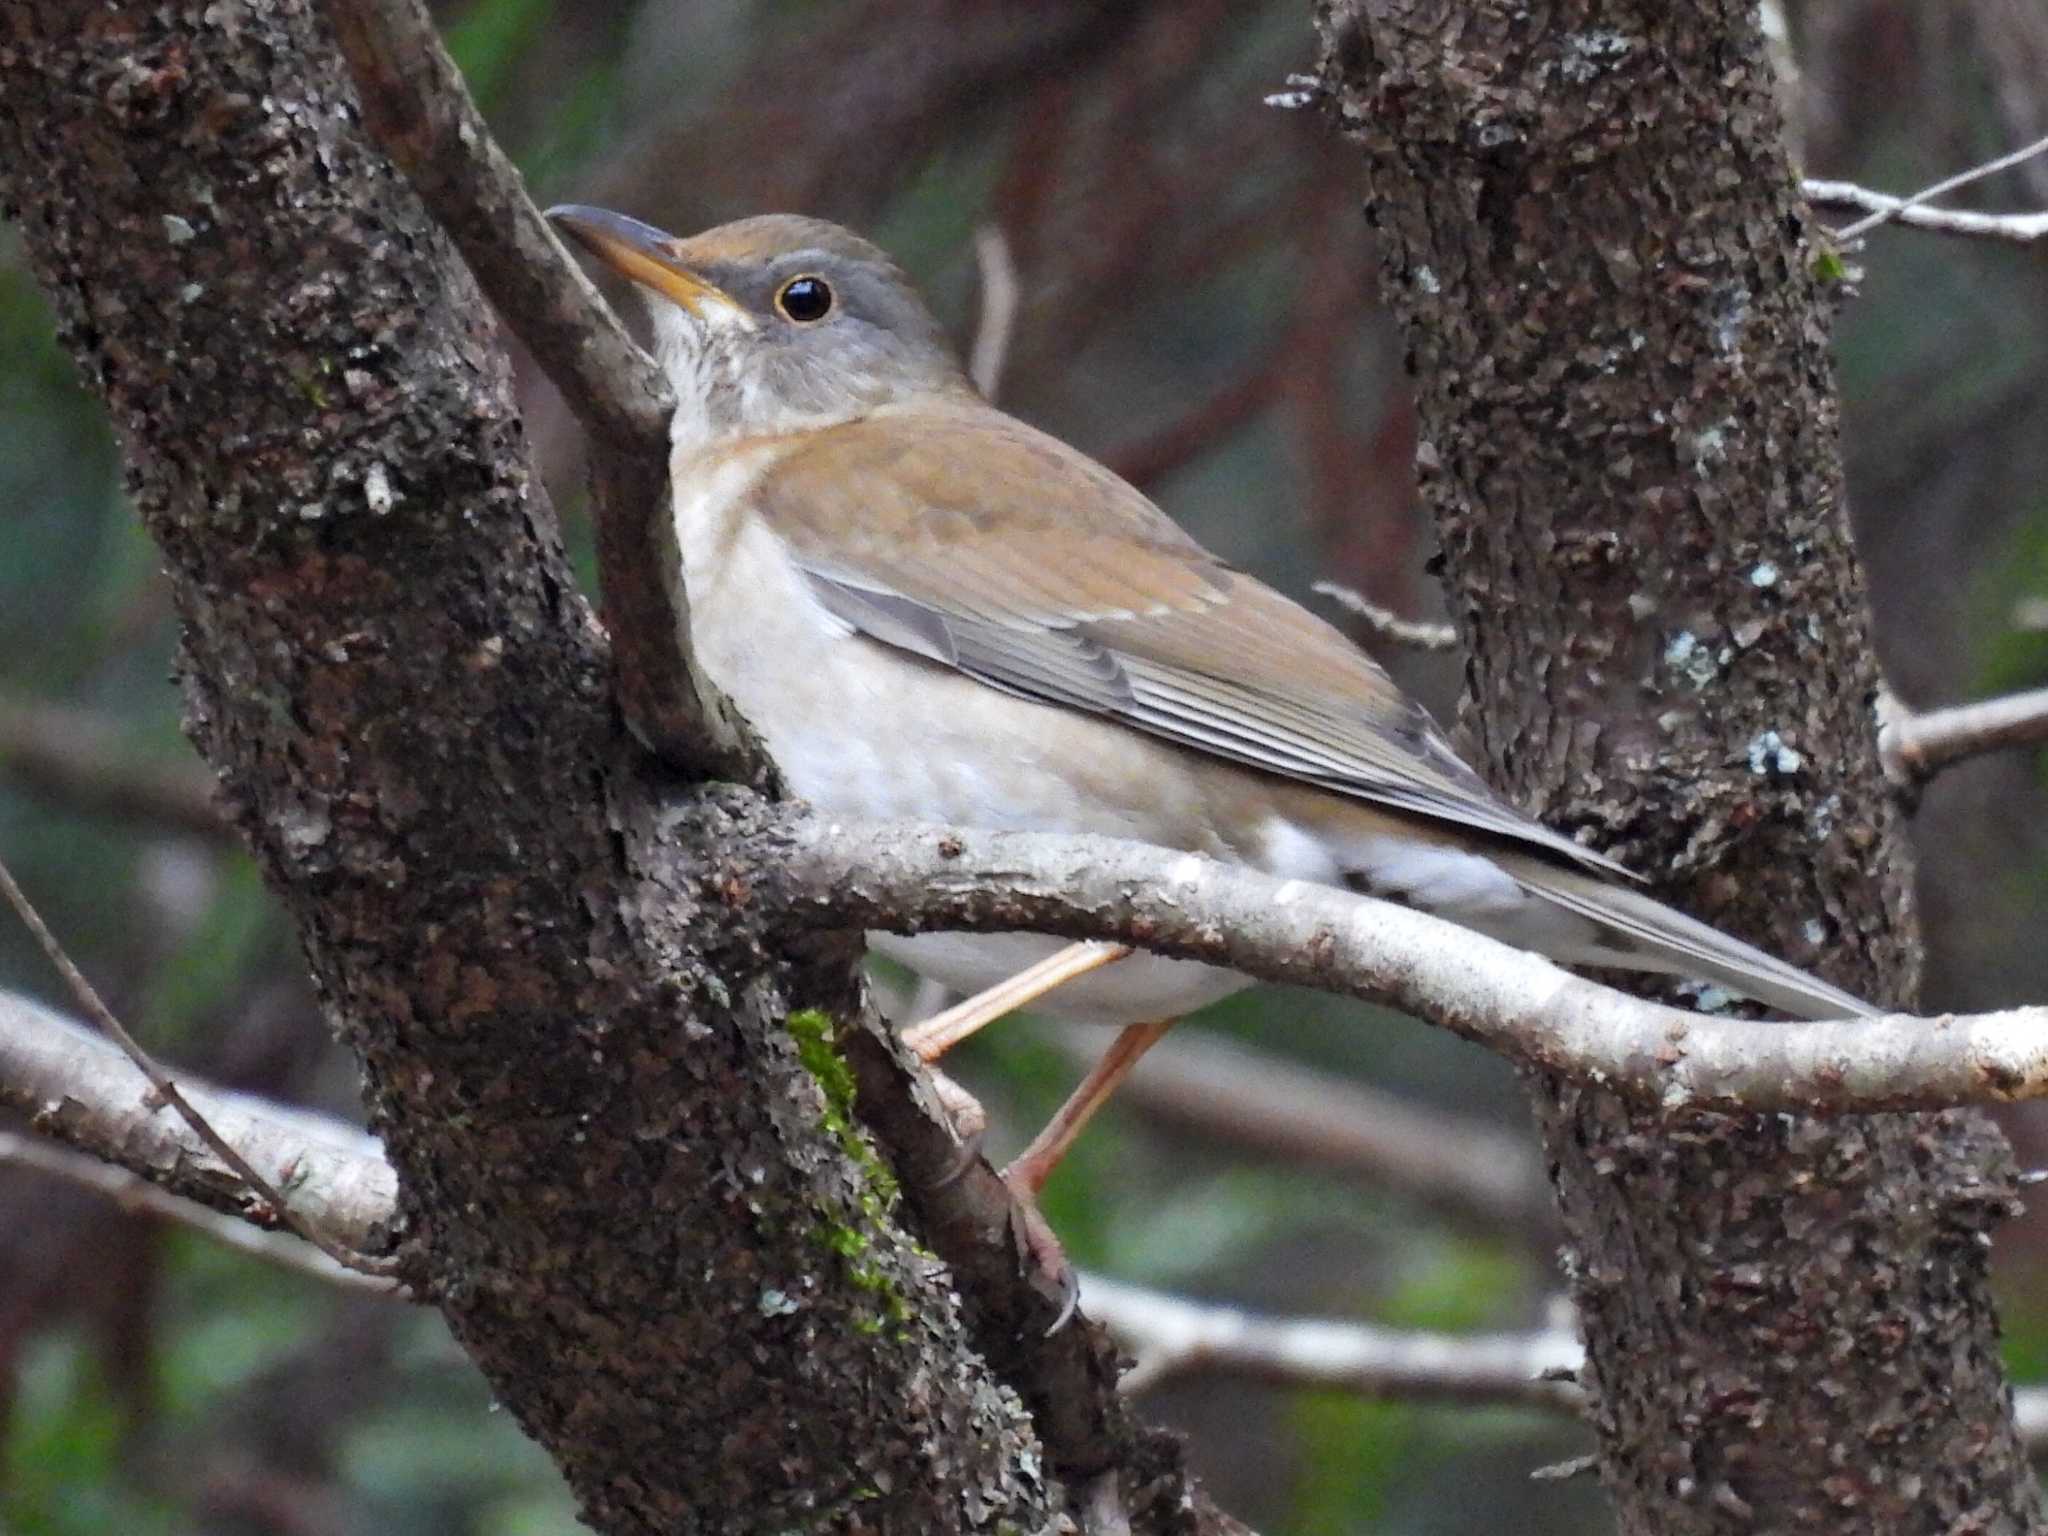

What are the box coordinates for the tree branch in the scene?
[1803,179,2048,244]
[319,0,767,787]
[0,989,397,1253]
[1823,130,2048,242]
[0,1127,395,1293]
[1310,580,1459,653]
[760,815,2048,1116]
[1878,686,2048,788]
[0,856,394,1275]
[1083,1273,1583,1407]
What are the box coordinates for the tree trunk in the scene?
[1315,3,2040,1530]
[0,3,1159,1530]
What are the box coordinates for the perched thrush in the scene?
[549,206,1868,1193]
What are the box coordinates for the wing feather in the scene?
[754,402,1627,878]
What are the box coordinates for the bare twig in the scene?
[0,864,396,1276]
[320,0,767,787]
[1827,131,2048,243]
[766,815,2048,1118]
[1877,686,2048,788]
[1312,580,1459,653]
[1803,180,2048,244]
[1038,1022,1546,1235]
[0,696,227,841]
[18,975,2048,1453]
[970,224,1021,400]
[0,1129,396,1294]
[1082,1272,1582,1404]
[0,989,396,1251]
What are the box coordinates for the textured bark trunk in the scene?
[1314,3,2041,1531]
[0,3,1130,1531]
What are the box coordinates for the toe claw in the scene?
[929,1124,986,1190]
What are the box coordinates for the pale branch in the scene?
[1877,686,2048,788]
[1824,130,2048,243]
[0,989,396,1253]
[1311,580,1459,653]
[969,223,1021,400]
[0,1128,396,1294]
[0,695,227,841]
[1082,1272,1583,1407]
[16,943,2048,1454]
[319,0,767,787]
[0,857,395,1276]
[764,815,2048,1117]
[1802,180,2048,244]
[1035,1022,1546,1235]
[1084,1275,2048,1456]
[19,1009,2048,1460]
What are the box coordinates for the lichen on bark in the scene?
[1314,2,2040,1530]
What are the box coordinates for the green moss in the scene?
[786,1009,911,1331]
[1809,243,1847,285]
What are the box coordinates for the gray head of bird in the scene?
[547,206,974,446]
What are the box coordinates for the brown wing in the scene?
[753,401,1627,877]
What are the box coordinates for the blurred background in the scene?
[4,2,2047,1532]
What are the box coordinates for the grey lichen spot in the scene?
[162,213,196,244]
[1664,631,1721,689]
[1685,421,1731,475]
[757,1286,801,1317]
[364,461,395,515]
[176,282,205,304]
[1750,561,1780,588]
[1560,29,1636,83]
[1627,591,1657,621]
[278,800,332,852]
[1808,793,1842,839]
[1802,918,1828,947]
[1711,284,1752,354]
[1747,729,1805,776]
[1415,265,1441,295]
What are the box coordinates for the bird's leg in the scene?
[901,940,1133,1062]
[1004,1017,1176,1196]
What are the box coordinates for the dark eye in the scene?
[775,275,834,324]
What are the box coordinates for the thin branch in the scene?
[1082,1273,1583,1406]
[18,964,2048,1455]
[1878,686,2048,788]
[1803,180,2048,244]
[0,989,396,1251]
[1826,131,2048,242]
[763,815,2048,1117]
[0,867,396,1277]
[319,0,767,787]
[1311,580,1460,653]
[0,1129,396,1294]
[970,223,1021,400]
[0,696,227,841]
[1037,1022,1547,1235]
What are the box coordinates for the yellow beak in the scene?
[545,204,739,320]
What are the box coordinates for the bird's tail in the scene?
[1492,852,1875,1021]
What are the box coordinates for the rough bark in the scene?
[0,5,1223,1531]
[1315,4,2040,1532]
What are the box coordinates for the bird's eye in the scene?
[775,275,834,324]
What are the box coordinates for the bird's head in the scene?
[547,206,972,446]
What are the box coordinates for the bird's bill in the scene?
[544,204,739,319]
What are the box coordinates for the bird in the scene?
[546,204,1871,1206]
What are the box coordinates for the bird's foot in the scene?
[999,1169,1081,1332]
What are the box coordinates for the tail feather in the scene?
[1495,853,1875,1021]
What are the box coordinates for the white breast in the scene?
[667,442,1259,1022]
